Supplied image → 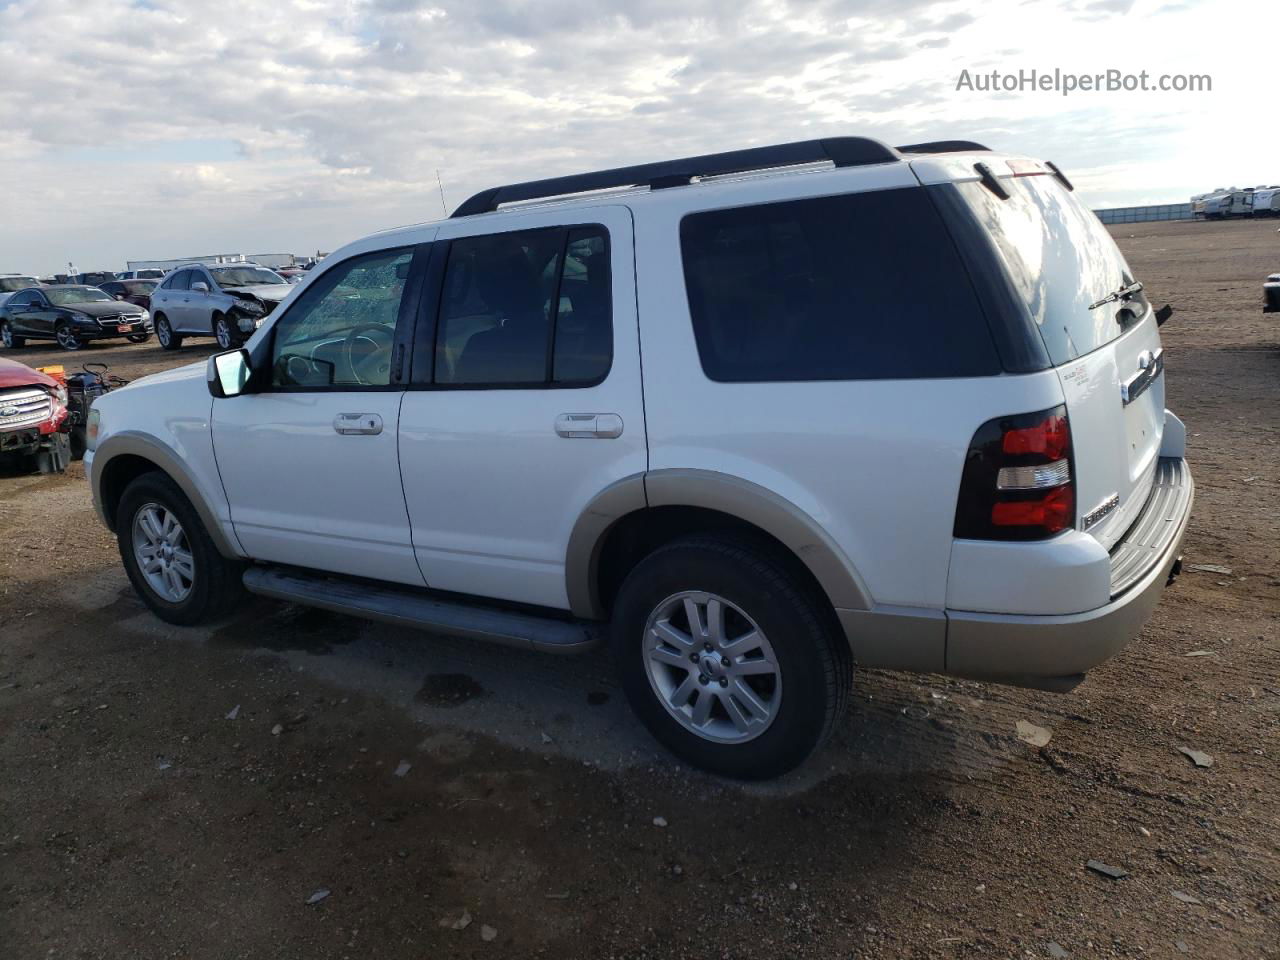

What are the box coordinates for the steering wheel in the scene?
[342,323,396,385]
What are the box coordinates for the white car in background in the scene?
[149,263,294,350]
[0,274,41,306]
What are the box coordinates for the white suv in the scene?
[85,137,1193,779]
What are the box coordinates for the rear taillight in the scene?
[954,405,1075,541]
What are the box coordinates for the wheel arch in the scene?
[566,469,872,622]
[91,432,241,559]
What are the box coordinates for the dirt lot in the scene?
[2,218,1277,959]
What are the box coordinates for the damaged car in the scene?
[149,263,293,350]
[0,356,70,473]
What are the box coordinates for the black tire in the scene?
[155,315,182,350]
[116,471,246,626]
[55,322,83,351]
[0,320,24,348]
[213,314,234,350]
[31,432,71,474]
[69,425,87,461]
[610,536,852,779]
[126,333,151,344]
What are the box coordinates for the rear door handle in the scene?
[555,413,623,439]
[334,412,384,435]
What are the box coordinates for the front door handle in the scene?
[555,413,623,439]
[334,412,383,435]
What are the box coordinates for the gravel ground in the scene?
[1,218,1277,959]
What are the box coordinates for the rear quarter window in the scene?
[679,187,1001,382]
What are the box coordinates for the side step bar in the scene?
[242,567,600,654]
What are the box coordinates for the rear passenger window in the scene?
[434,225,611,387]
[679,188,1001,382]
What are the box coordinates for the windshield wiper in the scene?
[1089,280,1144,311]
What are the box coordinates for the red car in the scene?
[0,356,70,473]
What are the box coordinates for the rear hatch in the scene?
[918,156,1165,550]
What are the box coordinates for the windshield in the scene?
[0,277,38,292]
[952,174,1142,366]
[124,280,157,294]
[47,287,114,305]
[136,270,164,279]
[210,267,284,287]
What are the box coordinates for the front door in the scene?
[398,206,646,610]
[211,241,432,586]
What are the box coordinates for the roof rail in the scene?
[450,137,901,217]
[896,140,991,154]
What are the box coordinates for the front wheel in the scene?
[214,315,234,350]
[611,536,852,779]
[155,315,182,351]
[55,322,83,351]
[116,471,245,625]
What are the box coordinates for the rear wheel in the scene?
[155,315,182,351]
[0,320,24,348]
[116,471,245,625]
[55,322,83,351]
[610,536,851,779]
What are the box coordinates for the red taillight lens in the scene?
[954,405,1075,541]
[1001,414,1069,460]
[991,486,1074,533]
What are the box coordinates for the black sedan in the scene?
[0,285,152,351]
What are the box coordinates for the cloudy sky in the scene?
[0,0,1273,275]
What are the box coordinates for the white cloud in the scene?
[0,0,1270,273]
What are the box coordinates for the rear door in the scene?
[935,164,1165,549]
[397,205,645,610]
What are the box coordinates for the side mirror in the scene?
[207,348,251,398]
[114,293,126,300]
[1155,304,1173,326]
[191,281,210,294]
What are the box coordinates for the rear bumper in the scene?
[945,456,1193,688]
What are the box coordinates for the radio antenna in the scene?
[436,169,448,217]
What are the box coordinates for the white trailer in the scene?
[1251,188,1280,216]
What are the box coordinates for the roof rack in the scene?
[896,140,990,154]
[450,137,902,217]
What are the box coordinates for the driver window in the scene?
[271,247,414,389]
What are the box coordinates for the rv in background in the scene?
[1251,187,1280,216]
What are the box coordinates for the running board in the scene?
[242,567,600,654]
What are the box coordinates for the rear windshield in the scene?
[952,175,1142,366]
[680,187,1001,382]
[0,277,38,292]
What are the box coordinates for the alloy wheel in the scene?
[1,323,11,348]
[56,325,81,350]
[132,502,195,603]
[215,317,232,349]
[642,590,782,744]
[157,318,171,347]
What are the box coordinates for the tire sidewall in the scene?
[611,539,836,779]
[116,473,224,625]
